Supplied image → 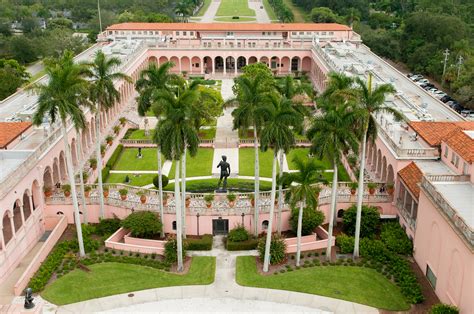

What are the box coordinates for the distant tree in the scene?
[8,36,38,63]
[310,7,339,23]
[47,17,74,30]
[0,59,30,100]
[21,16,39,33]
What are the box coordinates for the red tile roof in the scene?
[0,122,32,149]
[444,128,474,162]
[409,121,474,146]
[107,22,351,32]
[398,162,423,198]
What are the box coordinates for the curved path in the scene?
[41,236,378,313]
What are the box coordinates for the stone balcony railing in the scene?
[120,138,214,147]
[45,182,392,215]
[420,176,473,248]
[395,199,417,230]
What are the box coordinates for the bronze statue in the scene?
[217,155,230,191]
[24,287,35,309]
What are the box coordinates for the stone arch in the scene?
[270,56,279,70]
[281,56,290,73]
[52,158,60,185]
[214,56,224,72]
[381,156,388,181]
[90,117,96,143]
[259,56,269,66]
[447,250,463,305]
[23,190,32,221]
[12,199,23,232]
[159,56,169,65]
[81,128,88,151]
[148,56,158,64]
[262,220,269,230]
[59,151,67,181]
[203,56,213,74]
[169,56,180,73]
[2,211,13,247]
[43,166,54,190]
[386,165,394,184]
[237,56,246,70]
[31,180,40,210]
[376,149,382,178]
[248,56,258,64]
[291,57,300,72]
[180,56,191,73]
[225,56,235,71]
[71,138,78,167]
[191,56,201,74]
[302,56,312,72]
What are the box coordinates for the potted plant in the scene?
[350,182,358,195]
[62,184,71,197]
[106,135,113,145]
[185,196,191,208]
[119,188,128,200]
[89,158,97,170]
[103,186,109,198]
[43,186,52,198]
[137,191,147,204]
[227,193,237,207]
[386,183,394,195]
[367,182,377,195]
[82,171,89,182]
[119,117,126,126]
[100,144,106,157]
[249,193,255,206]
[84,186,92,198]
[204,194,214,208]
[113,125,120,134]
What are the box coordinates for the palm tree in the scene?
[281,157,326,266]
[230,73,274,236]
[136,61,180,238]
[352,74,400,258]
[88,51,131,219]
[307,101,359,261]
[31,51,88,257]
[76,130,88,224]
[259,96,301,272]
[153,88,200,272]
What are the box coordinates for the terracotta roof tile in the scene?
[399,162,423,198]
[107,22,351,32]
[409,121,474,146]
[0,122,32,149]
[444,128,474,163]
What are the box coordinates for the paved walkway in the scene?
[45,236,378,313]
[248,0,271,23]
[199,0,221,23]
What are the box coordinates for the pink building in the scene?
[0,23,472,312]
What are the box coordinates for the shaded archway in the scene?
[203,56,213,74]
[31,180,40,210]
[43,166,53,190]
[270,56,279,70]
[158,56,168,65]
[59,151,66,181]
[291,57,300,72]
[23,190,32,221]
[214,56,224,72]
[259,57,269,66]
[81,129,88,152]
[248,56,258,65]
[280,56,290,73]
[302,56,312,72]
[169,56,180,73]
[381,156,387,182]
[225,56,235,72]
[237,56,246,70]
[12,200,23,232]
[52,158,60,185]
[376,149,382,178]
[71,138,78,167]
[148,56,158,64]
[2,211,13,247]
[386,165,394,184]
[180,56,191,73]
[191,56,201,74]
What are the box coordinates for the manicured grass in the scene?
[113,148,164,171]
[42,257,216,305]
[168,148,214,179]
[216,0,256,16]
[263,0,278,21]
[198,127,216,140]
[236,256,410,311]
[239,148,278,178]
[164,178,273,191]
[214,17,256,22]
[125,129,151,140]
[282,0,307,22]
[194,0,212,16]
[106,173,156,186]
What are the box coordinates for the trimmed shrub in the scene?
[430,304,459,314]
[106,144,123,168]
[164,238,187,264]
[121,211,162,239]
[226,238,259,251]
[336,233,355,254]
[96,218,121,237]
[290,207,325,236]
[380,222,413,255]
[227,224,250,242]
[101,166,110,182]
[257,235,287,265]
[186,234,213,250]
[342,205,380,237]
[153,174,169,189]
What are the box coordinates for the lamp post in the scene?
[196,213,200,236]
[241,212,245,226]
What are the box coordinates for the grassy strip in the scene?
[168,148,214,179]
[216,0,256,16]
[282,0,307,22]
[112,148,164,171]
[239,148,278,178]
[214,17,256,22]
[106,173,156,186]
[236,256,409,311]
[194,0,212,17]
[42,257,215,305]
[263,0,278,20]
[164,178,272,192]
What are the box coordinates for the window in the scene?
[299,31,304,35]
[252,42,256,47]
[265,42,269,48]
[451,152,455,164]
[262,32,265,35]
[176,31,180,36]
[426,265,437,289]
[455,155,459,168]
[183,31,187,36]
[190,31,194,36]
[237,42,241,48]
[262,220,269,230]
[444,146,449,158]
[463,162,469,175]
[172,221,177,230]
[329,31,334,35]
[291,32,296,35]
[322,32,327,35]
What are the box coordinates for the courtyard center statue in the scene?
[217,155,231,192]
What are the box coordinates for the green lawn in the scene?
[168,148,214,179]
[113,148,164,171]
[214,17,256,22]
[125,129,152,140]
[263,0,278,21]
[216,0,256,16]
[42,257,215,305]
[236,256,409,311]
[198,128,216,140]
[164,178,272,191]
[282,0,307,22]
[106,173,155,186]
[239,148,278,178]
[194,0,212,16]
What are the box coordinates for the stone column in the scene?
[201,58,204,75]
[234,58,237,76]
[19,205,25,225]
[29,194,35,211]
[9,213,15,237]
[223,56,227,75]
[0,228,5,250]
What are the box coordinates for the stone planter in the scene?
[120,194,127,201]
[103,191,109,198]
[64,191,71,197]
[140,195,147,204]
[369,188,376,195]
[185,198,191,208]
[350,189,356,195]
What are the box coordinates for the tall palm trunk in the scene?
[62,124,85,257]
[253,125,260,236]
[157,147,164,238]
[296,199,304,266]
[181,147,187,239]
[263,153,278,272]
[353,123,368,258]
[95,105,105,218]
[277,149,284,235]
[175,157,184,272]
[76,131,88,224]
[326,159,338,261]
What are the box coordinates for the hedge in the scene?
[226,238,259,251]
[429,303,459,314]
[185,234,213,250]
[101,166,110,182]
[106,144,123,169]
[82,253,170,270]
[380,222,413,255]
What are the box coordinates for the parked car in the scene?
[440,95,452,103]
[416,79,430,85]
[433,91,447,99]
[461,110,473,117]
[409,74,423,81]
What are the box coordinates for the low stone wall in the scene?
[13,215,67,296]
[105,227,166,255]
[284,226,334,254]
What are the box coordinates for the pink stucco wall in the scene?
[284,226,334,253]
[105,227,166,255]
[414,191,473,313]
